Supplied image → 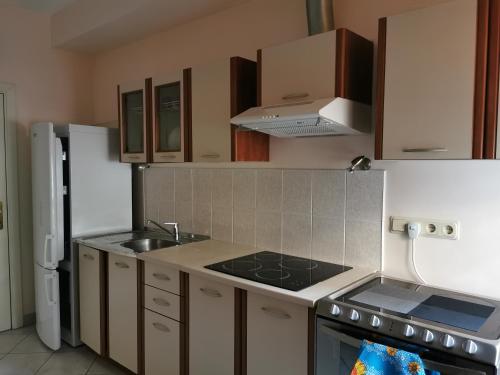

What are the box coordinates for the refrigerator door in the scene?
[34,264,61,350]
[32,123,64,269]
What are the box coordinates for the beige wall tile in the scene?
[193,203,211,236]
[144,167,174,204]
[312,216,344,264]
[175,201,193,233]
[174,168,192,203]
[233,209,256,246]
[283,170,311,215]
[212,169,233,208]
[256,211,282,251]
[233,169,256,210]
[282,214,311,257]
[212,206,233,242]
[346,171,384,223]
[312,170,345,218]
[256,169,282,212]
[345,220,382,270]
[192,169,212,205]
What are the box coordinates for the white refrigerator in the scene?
[31,123,132,350]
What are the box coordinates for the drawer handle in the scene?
[160,155,176,159]
[128,155,141,159]
[83,254,94,261]
[152,297,170,307]
[200,153,220,159]
[261,306,291,320]
[152,272,170,281]
[152,322,170,333]
[200,287,222,298]
[402,148,448,153]
[114,262,130,269]
[282,92,309,100]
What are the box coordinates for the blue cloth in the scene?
[350,340,440,375]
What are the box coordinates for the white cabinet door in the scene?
[144,309,180,375]
[189,275,234,375]
[78,245,102,354]
[382,0,478,159]
[261,31,336,106]
[108,254,137,373]
[246,292,308,375]
[191,59,231,162]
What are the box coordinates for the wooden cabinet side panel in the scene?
[78,245,102,355]
[108,254,138,373]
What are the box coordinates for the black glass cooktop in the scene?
[205,251,352,291]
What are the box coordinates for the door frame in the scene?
[0,83,23,329]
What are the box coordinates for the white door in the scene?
[0,94,12,332]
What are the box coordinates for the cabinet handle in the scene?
[128,155,141,160]
[200,287,222,298]
[282,93,309,100]
[200,153,220,159]
[261,306,291,320]
[160,155,176,159]
[152,272,170,281]
[114,261,130,269]
[152,297,170,307]
[402,148,448,153]
[152,322,170,333]
[83,254,94,261]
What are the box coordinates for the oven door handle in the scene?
[320,325,487,375]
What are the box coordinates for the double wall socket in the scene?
[390,216,460,240]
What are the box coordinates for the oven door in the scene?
[316,317,496,375]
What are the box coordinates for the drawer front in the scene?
[144,309,180,375]
[108,254,138,373]
[144,262,179,295]
[144,285,180,321]
[78,245,102,355]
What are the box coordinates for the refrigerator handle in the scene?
[43,233,55,267]
[44,273,57,306]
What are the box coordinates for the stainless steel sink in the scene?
[120,238,179,253]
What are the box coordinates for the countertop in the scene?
[137,239,376,307]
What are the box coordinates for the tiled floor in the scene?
[0,325,128,375]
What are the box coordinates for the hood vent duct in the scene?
[306,0,334,36]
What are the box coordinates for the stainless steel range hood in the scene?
[231,97,371,138]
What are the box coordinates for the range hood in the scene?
[231,97,371,138]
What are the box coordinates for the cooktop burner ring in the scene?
[254,252,283,262]
[255,268,291,281]
[221,260,263,272]
[279,258,319,271]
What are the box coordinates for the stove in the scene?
[205,251,351,291]
[315,276,500,374]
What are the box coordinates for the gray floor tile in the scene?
[11,334,53,354]
[87,357,129,375]
[0,326,36,337]
[0,353,51,375]
[0,335,28,354]
[36,348,96,375]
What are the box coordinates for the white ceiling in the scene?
[50,0,250,53]
[0,0,77,13]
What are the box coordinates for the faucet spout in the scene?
[145,219,180,241]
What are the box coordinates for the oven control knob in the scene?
[403,324,415,338]
[441,334,456,349]
[369,315,381,328]
[330,304,341,317]
[463,340,478,355]
[349,309,360,322]
[422,329,435,343]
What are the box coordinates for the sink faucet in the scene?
[145,219,180,241]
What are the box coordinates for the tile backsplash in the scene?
[144,167,385,270]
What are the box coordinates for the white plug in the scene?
[407,222,421,240]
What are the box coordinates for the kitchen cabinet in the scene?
[144,309,180,375]
[246,291,309,375]
[108,253,138,373]
[189,275,235,375]
[192,57,268,162]
[78,245,105,355]
[260,29,372,107]
[118,79,151,163]
[151,70,190,163]
[375,0,489,159]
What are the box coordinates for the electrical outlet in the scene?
[390,216,460,240]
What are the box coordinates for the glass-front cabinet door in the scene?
[118,79,149,163]
[151,70,189,162]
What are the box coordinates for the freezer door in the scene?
[31,123,64,269]
[34,264,61,350]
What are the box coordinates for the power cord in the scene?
[407,222,426,284]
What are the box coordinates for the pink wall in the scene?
[0,6,94,315]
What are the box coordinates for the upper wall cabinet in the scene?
[151,70,189,163]
[118,79,150,163]
[375,0,489,160]
[191,57,269,162]
[260,29,373,107]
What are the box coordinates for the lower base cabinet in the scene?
[144,309,180,375]
[246,291,309,375]
[189,275,235,375]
